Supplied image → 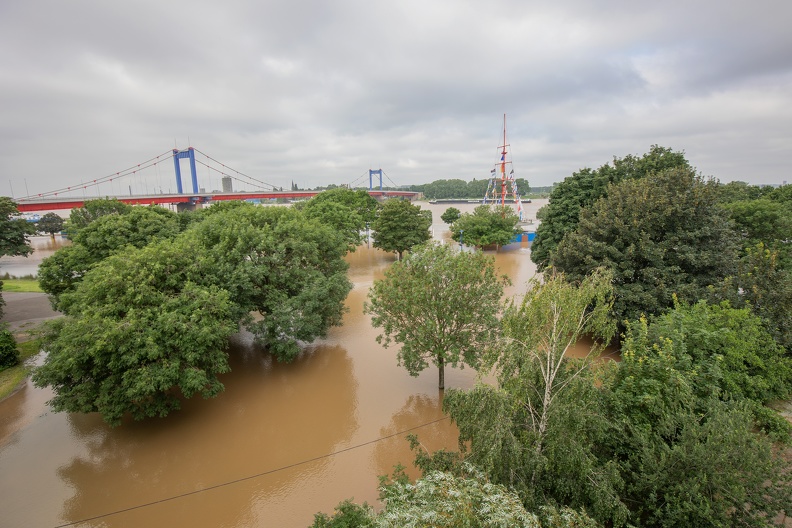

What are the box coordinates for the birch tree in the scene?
[444,269,626,522]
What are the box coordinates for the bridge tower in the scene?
[173,148,199,194]
[369,169,383,191]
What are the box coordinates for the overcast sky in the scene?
[2,0,791,198]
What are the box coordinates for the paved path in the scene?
[0,292,61,336]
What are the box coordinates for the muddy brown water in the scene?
[0,202,558,528]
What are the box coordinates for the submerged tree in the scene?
[371,199,431,259]
[34,238,237,426]
[440,207,461,224]
[36,212,64,240]
[186,203,352,361]
[34,202,353,425]
[299,188,380,252]
[449,205,521,248]
[365,242,508,389]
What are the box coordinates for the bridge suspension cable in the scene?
[192,149,279,191]
[17,150,174,202]
[347,171,370,188]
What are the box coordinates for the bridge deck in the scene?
[15,190,420,212]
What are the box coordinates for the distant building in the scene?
[222,177,233,193]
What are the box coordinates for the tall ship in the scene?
[483,114,526,221]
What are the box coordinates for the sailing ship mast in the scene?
[483,114,525,221]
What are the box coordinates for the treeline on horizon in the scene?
[313,178,554,199]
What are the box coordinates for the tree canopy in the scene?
[39,205,183,308]
[444,270,623,522]
[311,464,597,528]
[34,201,353,425]
[33,237,237,426]
[531,146,690,268]
[298,188,380,252]
[449,205,521,248]
[366,242,508,389]
[64,198,132,238]
[371,199,431,259]
[185,204,352,361]
[551,167,739,325]
[440,207,461,224]
[437,270,792,527]
[36,212,64,238]
[0,196,35,258]
[722,197,792,266]
[602,322,792,526]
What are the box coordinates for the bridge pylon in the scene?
[369,169,383,191]
[173,148,199,194]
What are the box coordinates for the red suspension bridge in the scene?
[14,148,418,213]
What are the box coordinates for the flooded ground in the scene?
[0,235,71,278]
[0,202,546,528]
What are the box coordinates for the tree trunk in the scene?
[438,356,445,390]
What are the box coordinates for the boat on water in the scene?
[483,114,526,222]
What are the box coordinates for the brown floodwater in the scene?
[0,202,549,528]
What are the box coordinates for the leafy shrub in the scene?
[0,329,19,369]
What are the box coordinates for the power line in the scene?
[52,415,451,528]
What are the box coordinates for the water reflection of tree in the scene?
[57,340,359,527]
[373,393,460,482]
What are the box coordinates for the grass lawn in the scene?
[0,338,42,400]
[1,278,42,293]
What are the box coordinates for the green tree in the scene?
[711,243,792,352]
[0,197,36,319]
[450,205,521,248]
[365,242,508,389]
[0,328,19,369]
[444,270,625,524]
[551,167,739,326]
[531,146,690,268]
[34,203,353,425]
[297,188,379,251]
[440,207,461,224]
[644,300,792,405]
[36,212,65,239]
[185,203,352,361]
[33,238,237,426]
[39,206,182,308]
[302,188,379,224]
[716,180,772,203]
[301,201,364,252]
[603,323,792,527]
[371,199,431,260]
[64,198,131,237]
[723,198,792,266]
[0,196,35,258]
